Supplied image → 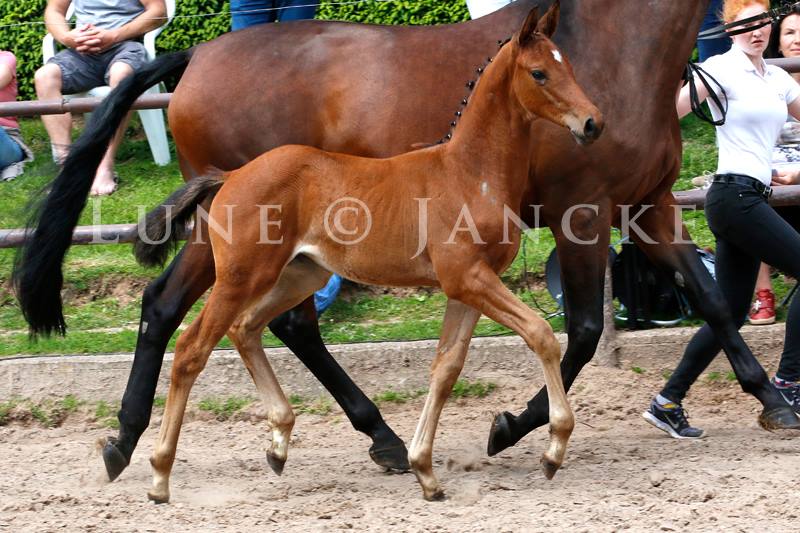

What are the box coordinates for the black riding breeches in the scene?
[662,180,800,403]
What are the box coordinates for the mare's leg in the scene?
[632,201,800,428]
[488,216,611,455]
[104,240,215,481]
[443,263,575,481]
[408,299,481,501]
[268,301,409,471]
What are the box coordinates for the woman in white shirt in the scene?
[749,7,800,325]
[644,0,800,439]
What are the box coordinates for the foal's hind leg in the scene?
[443,263,574,480]
[105,240,216,481]
[269,300,410,472]
[227,258,332,475]
[408,299,481,501]
[148,281,266,504]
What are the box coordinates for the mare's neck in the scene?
[446,45,532,193]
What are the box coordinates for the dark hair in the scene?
[767,5,800,58]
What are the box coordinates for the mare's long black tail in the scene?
[12,50,193,337]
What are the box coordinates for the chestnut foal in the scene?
[141,7,602,503]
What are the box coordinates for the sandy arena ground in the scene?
[1,350,799,532]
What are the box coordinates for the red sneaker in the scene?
[749,289,776,325]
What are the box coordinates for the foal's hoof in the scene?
[102,437,130,482]
[423,488,447,502]
[487,411,517,456]
[540,456,561,480]
[758,406,800,431]
[146,490,170,504]
[369,441,410,472]
[266,452,286,476]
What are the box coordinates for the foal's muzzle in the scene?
[570,115,604,146]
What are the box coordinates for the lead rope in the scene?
[684,62,728,126]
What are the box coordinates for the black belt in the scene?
[712,173,773,199]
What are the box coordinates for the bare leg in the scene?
[34,64,72,163]
[92,61,134,196]
[408,299,481,501]
[755,263,772,292]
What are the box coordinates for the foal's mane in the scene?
[408,35,513,151]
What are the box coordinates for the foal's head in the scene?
[510,2,603,145]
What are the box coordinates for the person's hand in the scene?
[73,24,120,54]
[771,168,800,186]
[62,23,97,51]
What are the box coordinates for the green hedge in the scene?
[0,0,468,100]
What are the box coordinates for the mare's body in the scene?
[14,0,800,482]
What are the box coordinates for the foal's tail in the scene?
[12,50,193,337]
[133,173,224,268]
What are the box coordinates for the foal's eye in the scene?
[531,70,547,82]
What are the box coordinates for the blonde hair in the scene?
[722,0,769,23]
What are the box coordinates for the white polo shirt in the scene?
[702,45,800,185]
[466,0,512,19]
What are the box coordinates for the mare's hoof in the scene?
[758,406,800,431]
[423,488,447,502]
[369,441,410,472]
[266,452,286,476]
[540,457,560,480]
[102,437,130,482]
[487,411,516,456]
[146,490,169,504]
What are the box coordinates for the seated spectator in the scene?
[0,50,33,181]
[34,0,166,195]
[465,0,511,20]
[230,0,317,30]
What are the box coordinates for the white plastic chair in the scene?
[42,0,175,166]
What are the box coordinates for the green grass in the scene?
[197,396,252,420]
[451,379,496,399]
[372,388,427,406]
[0,114,793,356]
[0,399,19,425]
[288,395,334,416]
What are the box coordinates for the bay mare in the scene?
[138,6,602,502]
[13,0,800,483]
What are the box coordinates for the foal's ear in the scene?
[536,0,560,39]
[517,6,540,47]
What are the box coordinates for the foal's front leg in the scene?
[408,299,481,501]
[443,263,574,479]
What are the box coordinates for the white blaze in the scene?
[552,50,563,63]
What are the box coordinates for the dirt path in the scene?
[1,353,799,532]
